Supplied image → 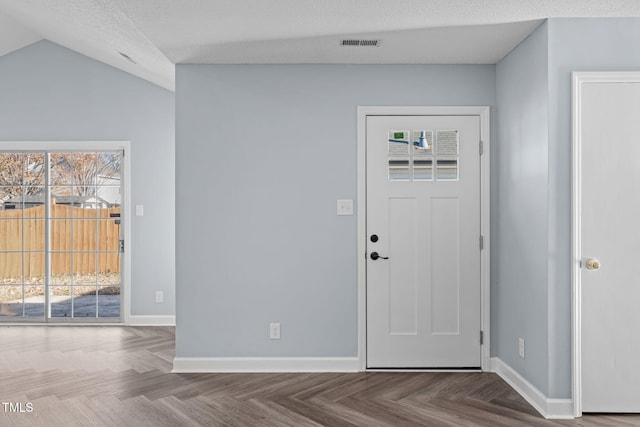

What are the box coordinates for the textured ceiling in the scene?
[0,11,41,57]
[0,0,175,90]
[163,21,544,65]
[1,0,640,91]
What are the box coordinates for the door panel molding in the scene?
[0,141,131,324]
[357,106,490,371]
[572,72,640,416]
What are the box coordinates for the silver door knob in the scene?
[585,258,601,270]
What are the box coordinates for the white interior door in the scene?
[579,78,640,412]
[366,115,481,368]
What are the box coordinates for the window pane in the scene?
[72,192,99,215]
[74,286,97,318]
[23,285,45,317]
[388,131,409,155]
[98,253,120,283]
[0,286,23,317]
[23,220,45,252]
[0,252,22,284]
[0,154,23,185]
[50,286,71,318]
[23,153,45,186]
[98,285,120,318]
[24,252,44,284]
[0,186,23,209]
[50,186,75,218]
[50,153,98,187]
[22,187,45,218]
[412,130,433,156]
[0,219,23,251]
[389,159,410,181]
[414,159,433,181]
[50,220,72,252]
[436,159,459,181]
[98,219,120,251]
[72,153,98,187]
[96,153,120,191]
[51,252,72,285]
[436,130,459,156]
[73,220,98,252]
[50,153,77,185]
[96,186,120,208]
[73,252,97,284]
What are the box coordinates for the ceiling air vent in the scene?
[118,51,136,64]
[340,39,381,47]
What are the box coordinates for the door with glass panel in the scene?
[366,115,481,368]
[0,151,122,321]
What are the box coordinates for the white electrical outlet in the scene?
[155,291,164,303]
[519,337,525,358]
[269,322,281,340]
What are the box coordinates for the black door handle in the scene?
[370,252,389,260]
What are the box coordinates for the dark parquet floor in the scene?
[0,326,638,426]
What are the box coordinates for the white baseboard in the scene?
[128,315,175,326]
[172,357,360,373]
[491,358,573,419]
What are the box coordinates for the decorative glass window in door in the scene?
[387,129,458,181]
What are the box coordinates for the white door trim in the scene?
[357,106,490,371]
[0,140,132,324]
[571,71,640,417]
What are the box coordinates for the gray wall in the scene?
[495,18,640,399]
[546,18,640,398]
[0,40,175,317]
[175,64,496,357]
[495,22,550,394]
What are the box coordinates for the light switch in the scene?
[269,323,281,340]
[136,205,144,216]
[337,199,354,216]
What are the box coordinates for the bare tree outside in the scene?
[50,152,120,198]
[0,152,120,206]
[0,153,45,201]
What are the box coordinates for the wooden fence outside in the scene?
[0,205,120,278]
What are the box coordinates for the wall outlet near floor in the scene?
[518,337,525,358]
[155,291,164,303]
[269,322,281,340]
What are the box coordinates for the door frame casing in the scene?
[0,140,132,324]
[571,71,640,417]
[357,106,491,371]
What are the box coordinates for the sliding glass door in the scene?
[0,151,123,322]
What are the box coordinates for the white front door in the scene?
[577,75,640,412]
[366,114,482,368]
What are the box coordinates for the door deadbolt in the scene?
[370,234,379,242]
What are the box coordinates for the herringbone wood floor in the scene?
[0,326,638,426]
